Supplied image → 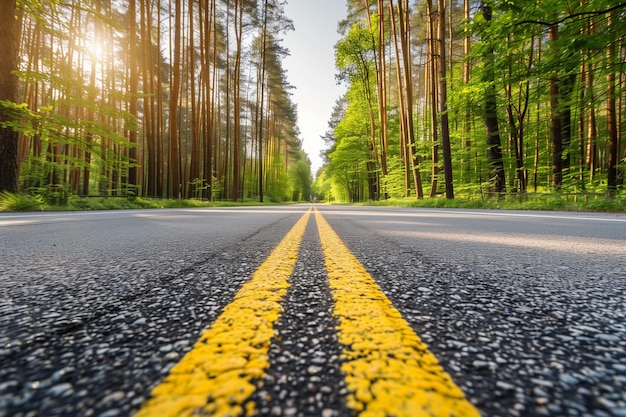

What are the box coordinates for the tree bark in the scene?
[388,0,410,197]
[482,3,506,194]
[258,0,269,203]
[0,0,20,193]
[606,13,619,195]
[128,0,138,191]
[426,0,439,197]
[168,0,182,198]
[232,0,243,201]
[549,25,563,190]
[400,0,423,199]
[437,0,454,199]
[461,0,471,182]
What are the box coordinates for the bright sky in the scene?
[282,1,347,176]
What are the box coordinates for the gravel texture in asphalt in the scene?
[249,216,351,417]
[0,210,300,417]
[1,206,625,417]
[321,207,626,417]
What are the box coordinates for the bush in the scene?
[0,192,44,212]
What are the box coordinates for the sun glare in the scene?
[84,36,105,63]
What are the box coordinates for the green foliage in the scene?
[313,167,333,201]
[583,197,626,212]
[264,155,290,203]
[288,159,313,201]
[362,192,625,213]
[10,1,305,202]
[47,196,272,211]
[383,156,408,199]
[0,192,44,212]
[0,100,40,136]
[335,22,377,85]
[324,0,625,203]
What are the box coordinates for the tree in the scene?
[325,0,626,202]
[336,21,381,199]
[168,0,182,199]
[0,0,19,193]
[436,0,453,199]
[478,2,505,194]
[389,0,423,198]
[127,0,138,191]
[605,11,619,196]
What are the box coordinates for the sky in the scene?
[281,1,348,176]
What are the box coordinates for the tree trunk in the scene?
[0,0,19,193]
[364,0,388,186]
[461,0,471,182]
[549,24,564,190]
[258,0,269,203]
[167,0,182,198]
[188,0,202,199]
[606,13,619,195]
[400,0,423,199]
[127,0,138,192]
[482,3,506,194]
[388,0,410,197]
[157,1,165,197]
[231,0,243,201]
[377,0,388,180]
[426,0,439,197]
[437,0,454,199]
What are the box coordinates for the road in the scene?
[1,205,625,417]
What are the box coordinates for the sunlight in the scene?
[73,30,108,89]
[386,229,626,256]
[82,33,105,64]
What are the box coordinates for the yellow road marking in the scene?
[314,208,480,417]
[135,208,311,417]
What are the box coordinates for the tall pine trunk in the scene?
[168,0,182,198]
[606,13,619,195]
[481,3,505,194]
[127,0,138,192]
[400,0,423,199]
[426,0,439,197]
[0,0,20,193]
[437,0,454,199]
[231,0,244,201]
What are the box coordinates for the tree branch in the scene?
[518,2,626,26]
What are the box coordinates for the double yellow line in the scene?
[135,207,480,417]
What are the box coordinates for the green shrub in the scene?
[0,192,44,212]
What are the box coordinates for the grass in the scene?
[0,193,279,212]
[356,192,625,212]
[0,192,44,212]
[50,196,273,211]
[1,191,624,213]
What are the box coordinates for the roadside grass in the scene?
[0,192,45,212]
[352,192,626,213]
[1,191,624,213]
[0,193,275,212]
[54,196,272,211]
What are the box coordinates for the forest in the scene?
[316,0,626,202]
[0,0,311,203]
[0,0,624,205]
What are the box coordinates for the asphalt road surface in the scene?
[1,205,625,417]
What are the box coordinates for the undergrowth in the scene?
[0,192,44,212]
[0,192,276,212]
[360,192,625,212]
[1,191,623,213]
